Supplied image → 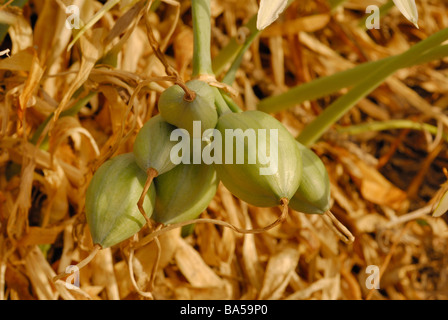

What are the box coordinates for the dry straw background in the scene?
[1,0,448,300]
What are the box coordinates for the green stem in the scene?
[222,17,260,85]
[191,0,213,77]
[212,87,232,116]
[257,44,448,113]
[297,27,448,147]
[211,15,258,77]
[221,92,242,113]
[336,120,448,143]
[213,0,296,81]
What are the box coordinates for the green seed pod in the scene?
[85,153,156,249]
[133,114,183,220]
[158,80,218,136]
[152,163,218,225]
[133,114,179,176]
[214,110,302,207]
[289,142,331,215]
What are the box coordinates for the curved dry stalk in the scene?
[54,279,93,300]
[321,211,355,244]
[385,204,433,228]
[135,198,290,250]
[142,0,196,100]
[52,244,101,282]
[137,168,158,227]
[94,75,176,171]
[128,245,154,300]
[194,74,239,98]
[174,80,196,101]
[128,224,162,298]
[158,0,181,52]
[143,0,178,79]
[148,235,161,292]
[49,126,100,163]
[123,75,176,128]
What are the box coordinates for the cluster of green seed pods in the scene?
[84,80,220,249]
[83,78,334,251]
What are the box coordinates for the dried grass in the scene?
[1,0,448,300]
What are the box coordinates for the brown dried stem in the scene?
[143,1,196,101]
[135,198,290,250]
[322,210,355,244]
[52,244,101,282]
[128,243,154,300]
[137,168,159,228]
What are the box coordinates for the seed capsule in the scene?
[133,114,182,222]
[214,110,302,207]
[152,163,218,225]
[133,114,179,176]
[158,80,218,136]
[289,142,331,215]
[85,153,156,249]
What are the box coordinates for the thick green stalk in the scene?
[257,44,448,113]
[296,28,448,147]
[191,0,213,76]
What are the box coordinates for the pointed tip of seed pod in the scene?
[280,198,290,223]
[147,167,159,179]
